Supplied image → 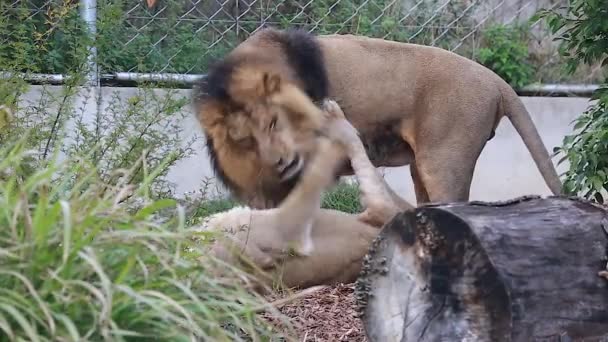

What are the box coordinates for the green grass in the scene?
[0,119,364,341]
[321,181,363,214]
[188,198,240,225]
[188,181,364,221]
[0,136,293,341]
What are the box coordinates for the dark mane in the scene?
[270,27,329,102]
[192,28,330,205]
[204,135,240,197]
[192,56,237,107]
[193,27,329,105]
[191,58,242,196]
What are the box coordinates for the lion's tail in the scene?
[500,82,562,195]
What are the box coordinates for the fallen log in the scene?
[355,195,608,342]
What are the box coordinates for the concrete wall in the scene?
[19,86,591,203]
[382,96,588,203]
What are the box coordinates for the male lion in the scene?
[197,100,409,291]
[194,27,562,209]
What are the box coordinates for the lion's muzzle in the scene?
[278,153,303,182]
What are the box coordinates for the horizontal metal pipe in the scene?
[111,72,205,84]
[517,84,600,97]
[0,72,66,84]
[0,72,601,97]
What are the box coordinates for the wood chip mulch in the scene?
[260,283,368,341]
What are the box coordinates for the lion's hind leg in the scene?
[410,160,430,204]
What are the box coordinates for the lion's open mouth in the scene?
[280,154,303,182]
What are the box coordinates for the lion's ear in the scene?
[196,99,225,129]
[229,68,282,100]
[262,72,281,97]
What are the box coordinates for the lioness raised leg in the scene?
[198,100,412,291]
[204,134,348,268]
[321,100,412,227]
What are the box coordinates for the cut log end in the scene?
[356,196,608,342]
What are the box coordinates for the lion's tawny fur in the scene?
[196,101,410,291]
[194,28,562,209]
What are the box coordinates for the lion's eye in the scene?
[269,117,277,131]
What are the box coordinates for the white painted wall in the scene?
[19,86,591,203]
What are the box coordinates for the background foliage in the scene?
[2,0,603,86]
[536,0,608,202]
[477,24,534,89]
[0,2,296,339]
[0,136,298,341]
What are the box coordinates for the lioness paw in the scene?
[320,101,359,146]
[322,99,345,120]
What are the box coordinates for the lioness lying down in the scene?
[197,100,411,291]
[194,27,562,209]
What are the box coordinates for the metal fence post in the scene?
[79,0,103,151]
[79,0,98,86]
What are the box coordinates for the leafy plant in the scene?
[0,3,296,335]
[535,0,608,202]
[477,24,534,88]
[536,1,608,75]
[1,0,482,75]
[0,136,296,341]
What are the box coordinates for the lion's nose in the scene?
[275,157,287,172]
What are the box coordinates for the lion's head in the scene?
[193,46,333,208]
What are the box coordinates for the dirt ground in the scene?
[261,283,368,341]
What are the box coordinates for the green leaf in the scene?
[0,303,40,342]
[134,198,177,220]
[573,119,587,131]
[33,201,62,245]
[557,155,569,166]
[591,176,604,192]
[590,88,608,100]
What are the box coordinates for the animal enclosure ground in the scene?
[261,283,367,341]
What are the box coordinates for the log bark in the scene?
[355,195,608,342]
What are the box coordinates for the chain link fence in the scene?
[1,0,604,86]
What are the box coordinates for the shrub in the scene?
[536,0,608,202]
[0,1,90,75]
[1,0,479,75]
[0,137,295,341]
[0,5,293,337]
[2,1,198,198]
[477,24,534,88]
